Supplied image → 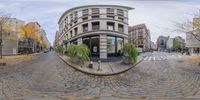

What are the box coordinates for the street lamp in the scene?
[0,25,2,59]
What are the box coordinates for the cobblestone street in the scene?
[1,52,200,100]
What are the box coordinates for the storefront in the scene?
[107,36,124,56]
[82,35,100,57]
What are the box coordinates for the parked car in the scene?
[43,49,49,53]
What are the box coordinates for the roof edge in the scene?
[58,5,134,24]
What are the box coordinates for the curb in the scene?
[56,53,144,76]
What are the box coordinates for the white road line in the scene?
[162,56,167,60]
[178,55,182,58]
[144,57,148,60]
[159,56,163,60]
[148,57,152,60]
[171,55,176,58]
[153,56,156,61]
[157,56,161,60]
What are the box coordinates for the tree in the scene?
[122,43,138,64]
[20,23,39,40]
[173,9,200,41]
[0,9,10,59]
[20,23,40,53]
[173,38,180,49]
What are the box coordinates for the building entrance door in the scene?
[82,35,99,57]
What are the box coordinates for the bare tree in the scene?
[0,9,10,59]
[173,9,200,42]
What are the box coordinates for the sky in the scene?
[0,0,200,45]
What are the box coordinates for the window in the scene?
[92,15,99,19]
[92,8,99,14]
[107,22,115,30]
[92,22,100,30]
[74,11,78,23]
[74,28,78,36]
[107,8,114,14]
[141,40,143,44]
[70,31,73,38]
[70,13,73,22]
[138,34,143,39]
[117,9,124,16]
[107,15,115,19]
[69,23,72,26]
[117,37,123,54]
[82,17,88,21]
[82,9,89,16]
[107,36,116,54]
[118,17,124,22]
[82,24,88,32]
[118,24,124,32]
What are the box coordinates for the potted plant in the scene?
[67,44,90,64]
[122,43,138,65]
[77,44,90,64]
[56,45,64,54]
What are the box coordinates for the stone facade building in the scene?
[57,5,133,59]
[2,18,25,55]
[186,31,200,55]
[156,36,169,51]
[1,19,50,55]
[166,38,174,52]
[128,24,150,52]
[186,18,200,55]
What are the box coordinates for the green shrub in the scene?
[122,43,138,63]
[67,44,90,63]
[55,46,64,54]
[77,44,90,62]
[67,44,78,57]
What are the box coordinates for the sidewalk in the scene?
[59,54,144,75]
[0,53,41,63]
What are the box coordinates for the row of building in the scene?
[1,18,51,55]
[156,36,185,52]
[54,5,200,58]
[53,5,155,59]
[156,17,200,55]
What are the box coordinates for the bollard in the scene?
[89,61,93,68]
[97,60,101,71]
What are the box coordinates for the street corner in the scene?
[58,54,143,76]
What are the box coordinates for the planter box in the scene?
[71,56,81,63]
[122,56,133,65]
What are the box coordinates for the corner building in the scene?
[58,5,133,59]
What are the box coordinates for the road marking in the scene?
[178,55,182,58]
[148,57,152,61]
[144,57,148,60]
[153,56,156,61]
[157,56,161,60]
[162,56,167,60]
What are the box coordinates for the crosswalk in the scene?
[143,54,183,61]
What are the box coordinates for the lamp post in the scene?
[0,25,2,59]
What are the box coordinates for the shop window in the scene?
[107,36,116,54]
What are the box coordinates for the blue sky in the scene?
[0,0,200,45]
